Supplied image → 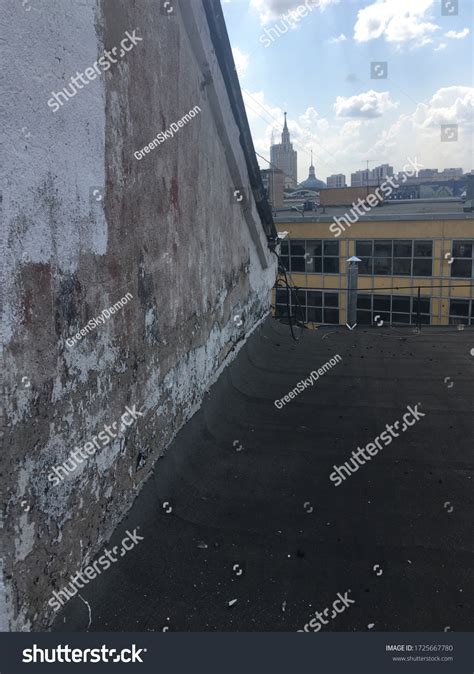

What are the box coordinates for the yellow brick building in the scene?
[273,198,474,327]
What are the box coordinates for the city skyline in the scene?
[223,0,473,180]
[268,114,468,188]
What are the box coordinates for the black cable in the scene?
[272,280,474,293]
[275,271,299,340]
[272,247,306,340]
[272,245,474,334]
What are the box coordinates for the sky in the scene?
[222,0,474,185]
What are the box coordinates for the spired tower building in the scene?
[270,112,297,188]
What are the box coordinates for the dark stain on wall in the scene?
[55,274,81,334]
[170,176,180,216]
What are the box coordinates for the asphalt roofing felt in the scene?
[53,317,473,632]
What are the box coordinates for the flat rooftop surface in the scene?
[53,318,473,632]
[274,199,474,222]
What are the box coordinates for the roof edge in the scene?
[202,0,277,241]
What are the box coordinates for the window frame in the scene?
[356,293,431,325]
[449,298,472,325]
[450,240,474,279]
[283,239,340,275]
[275,288,340,324]
[355,239,433,277]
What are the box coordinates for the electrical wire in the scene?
[271,267,474,332]
[271,278,474,293]
[271,248,306,340]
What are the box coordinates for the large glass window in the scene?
[357,294,431,325]
[279,239,339,274]
[451,241,473,278]
[374,240,392,275]
[275,289,340,324]
[356,240,433,276]
[356,241,373,274]
[289,239,305,272]
[393,240,412,275]
[449,298,472,325]
[280,240,289,271]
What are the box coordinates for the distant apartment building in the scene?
[393,167,464,188]
[261,168,285,209]
[372,163,394,181]
[418,169,439,180]
[391,169,468,199]
[351,164,394,187]
[327,174,346,188]
[270,112,297,188]
[390,180,468,200]
[396,172,421,185]
[351,169,373,187]
[443,168,464,179]
[272,175,474,327]
[418,168,464,180]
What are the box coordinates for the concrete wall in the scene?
[2,0,276,630]
[320,186,382,206]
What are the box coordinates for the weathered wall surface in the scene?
[2,0,276,630]
[320,186,382,206]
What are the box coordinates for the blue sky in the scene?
[222,0,473,184]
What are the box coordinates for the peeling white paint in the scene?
[2,0,108,344]
[15,514,36,562]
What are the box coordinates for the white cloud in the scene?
[435,43,447,51]
[232,47,249,76]
[250,0,338,25]
[370,86,474,170]
[334,90,398,118]
[241,89,283,125]
[328,33,347,43]
[429,85,472,108]
[298,106,330,134]
[353,0,439,46]
[332,88,473,177]
[243,86,473,185]
[445,28,470,39]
